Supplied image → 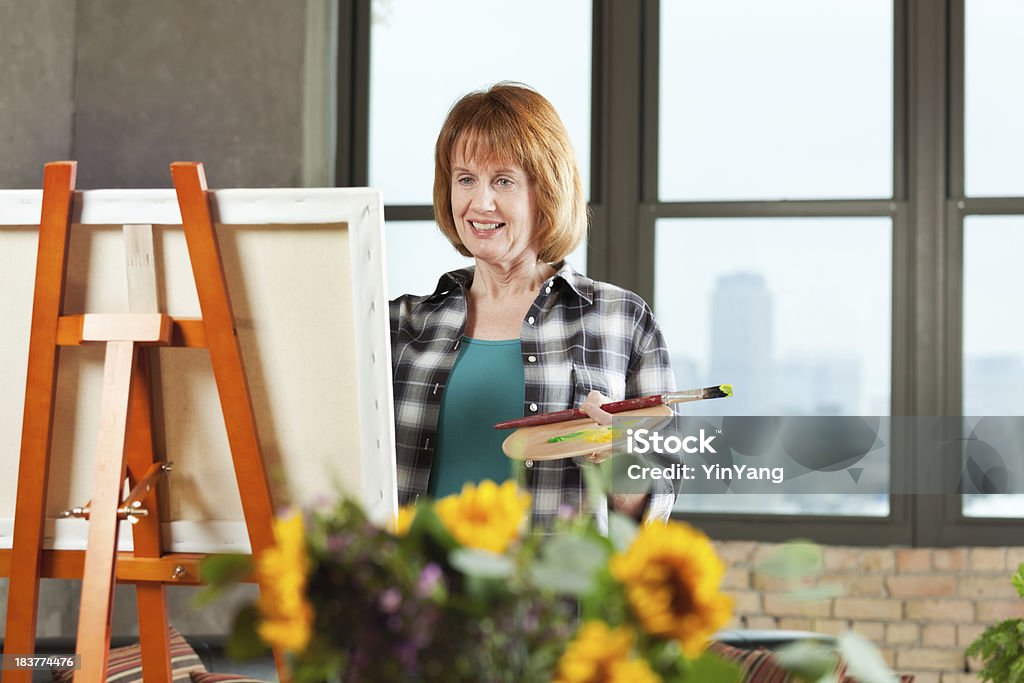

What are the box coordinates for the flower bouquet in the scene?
[200,480,741,683]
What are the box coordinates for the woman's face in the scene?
[449,147,538,269]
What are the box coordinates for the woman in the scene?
[390,83,676,526]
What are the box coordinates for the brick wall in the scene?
[715,542,1024,683]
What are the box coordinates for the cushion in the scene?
[189,674,270,683]
[52,627,206,683]
[710,641,915,683]
[707,641,793,682]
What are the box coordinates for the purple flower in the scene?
[325,533,349,554]
[379,587,402,614]
[415,563,444,598]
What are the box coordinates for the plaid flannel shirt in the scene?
[389,261,677,527]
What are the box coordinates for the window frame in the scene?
[338,0,1022,547]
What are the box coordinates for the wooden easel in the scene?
[0,162,286,683]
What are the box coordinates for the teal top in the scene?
[428,337,525,498]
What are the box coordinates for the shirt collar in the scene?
[427,260,593,304]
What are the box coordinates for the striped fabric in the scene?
[390,261,678,528]
[708,642,792,682]
[53,628,205,683]
[190,674,269,683]
[708,642,915,682]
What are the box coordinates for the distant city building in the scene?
[709,272,773,414]
[776,355,862,416]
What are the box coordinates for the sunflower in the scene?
[434,480,531,554]
[609,521,733,658]
[553,621,661,683]
[255,512,314,653]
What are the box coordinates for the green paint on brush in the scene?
[720,384,733,396]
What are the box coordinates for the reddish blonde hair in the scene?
[433,83,587,263]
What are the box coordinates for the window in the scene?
[956,0,1024,521]
[659,0,892,201]
[367,0,592,296]
[964,0,1024,197]
[336,0,1021,545]
[653,1,894,519]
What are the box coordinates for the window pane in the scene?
[659,0,892,201]
[386,221,587,300]
[654,217,892,516]
[965,1,1024,197]
[369,0,592,205]
[386,221,472,299]
[962,215,1024,518]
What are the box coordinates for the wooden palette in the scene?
[501,405,673,461]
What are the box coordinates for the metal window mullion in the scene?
[893,0,910,201]
[335,0,371,188]
[959,197,1024,214]
[907,0,953,547]
[384,205,434,222]
[948,0,966,200]
[635,0,660,306]
[587,0,610,278]
[598,0,645,294]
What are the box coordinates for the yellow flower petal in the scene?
[610,521,733,658]
[255,512,314,654]
[392,504,416,536]
[552,622,661,683]
[434,480,531,553]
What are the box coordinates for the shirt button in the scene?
[530,403,538,412]
[528,355,537,363]
[528,316,535,324]
[545,286,552,294]
[525,459,534,468]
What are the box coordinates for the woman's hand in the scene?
[579,390,613,463]
[579,389,614,426]
[579,390,648,519]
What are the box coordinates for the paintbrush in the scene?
[494,384,733,430]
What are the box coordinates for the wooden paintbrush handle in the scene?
[494,394,665,429]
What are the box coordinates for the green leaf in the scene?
[449,547,514,578]
[200,553,253,585]
[607,454,653,496]
[1011,562,1024,599]
[679,650,742,683]
[757,541,823,581]
[541,535,610,574]
[784,584,844,601]
[775,641,837,680]
[193,554,253,607]
[527,534,610,596]
[775,640,838,681]
[608,511,639,552]
[582,460,609,511]
[837,631,899,683]
[407,504,459,552]
[528,563,595,596]
[226,605,270,660]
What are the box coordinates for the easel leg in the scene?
[126,351,172,683]
[2,161,77,683]
[171,162,290,681]
[74,341,138,683]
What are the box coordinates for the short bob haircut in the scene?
[433,83,588,264]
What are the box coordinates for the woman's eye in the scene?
[456,176,473,186]
[496,178,514,188]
